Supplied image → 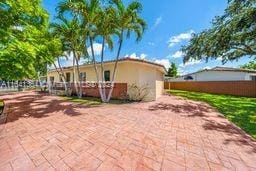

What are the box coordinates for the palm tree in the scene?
[55,0,146,102]
[51,15,85,98]
[94,7,118,102]
[106,0,147,101]
[57,0,101,99]
[58,0,108,101]
[40,30,69,94]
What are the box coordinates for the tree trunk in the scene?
[100,37,106,102]
[89,36,104,101]
[72,53,79,97]
[106,31,124,102]
[73,50,82,98]
[57,57,68,95]
[74,53,82,98]
[52,63,63,93]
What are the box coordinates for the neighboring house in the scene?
[47,57,166,101]
[170,67,256,82]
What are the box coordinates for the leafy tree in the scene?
[57,0,110,101]
[57,0,146,102]
[37,30,71,93]
[106,0,146,101]
[166,62,178,77]
[182,0,256,63]
[95,7,117,100]
[0,0,50,80]
[51,15,86,98]
[241,61,256,70]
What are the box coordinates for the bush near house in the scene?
[0,100,4,114]
[168,90,256,139]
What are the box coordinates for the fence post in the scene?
[169,82,171,90]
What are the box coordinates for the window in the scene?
[251,76,256,81]
[80,72,86,82]
[104,70,110,82]
[66,73,71,82]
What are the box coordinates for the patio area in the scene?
[0,92,255,170]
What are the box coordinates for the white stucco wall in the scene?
[169,71,256,82]
[193,71,248,81]
[47,61,165,101]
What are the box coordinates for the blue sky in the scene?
[42,0,252,75]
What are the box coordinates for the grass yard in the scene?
[0,100,4,114]
[168,90,256,139]
[62,96,127,106]
[0,100,3,107]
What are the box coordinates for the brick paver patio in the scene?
[0,91,255,171]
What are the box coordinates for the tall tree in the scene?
[182,0,256,63]
[57,0,110,101]
[57,0,99,98]
[38,29,71,94]
[106,0,147,102]
[166,62,178,77]
[241,61,256,70]
[55,0,146,102]
[0,0,50,80]
[96,7,117,101]
[51,15,86,97]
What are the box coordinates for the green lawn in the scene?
[62,96,127,106]
[0,100,4,114]
[168,90,256,139]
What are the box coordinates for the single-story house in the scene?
[169,67,256,82]
[47,57,166,101]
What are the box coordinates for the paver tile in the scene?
[0,92,255,170]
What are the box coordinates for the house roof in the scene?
[184,66,256,76]
[49,57,166,73]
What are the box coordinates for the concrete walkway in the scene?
[0,91,255,171]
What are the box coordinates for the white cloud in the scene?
[171,51,184,58]
[168,30,195,47]
[216,57,222,61]
[155,59,170,69]
[87,43,103,56]
[130,53,137,59]
[179,59,201,67]
[203,66,211,70]
[49,51,89,69]
[153,16,162,28]
[177,68,188,75]
[126,53,147,60]
[140,53,147,60]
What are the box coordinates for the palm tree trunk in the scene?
[73,50,82,98]
[74,53,82,98]
[106,31,124,102]
[100,37,106,102]
[89,36,104,101]
[52,63,63,93]
[72,52,79,97]
[57,57,68,95]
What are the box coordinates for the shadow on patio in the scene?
[0,92,102,123]
[148,101,256,153]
